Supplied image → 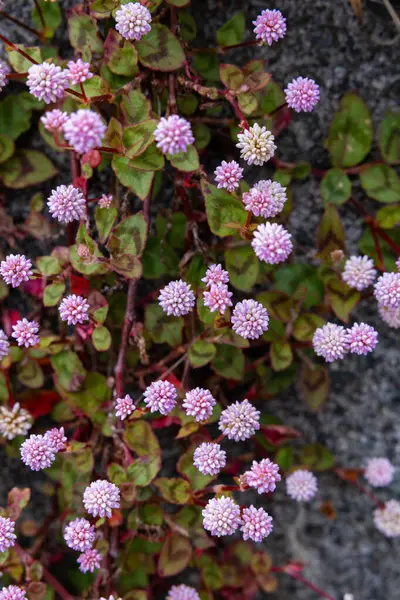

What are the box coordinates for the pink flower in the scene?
[0,586,27,600]
[374,272,400,308]
[214,160,243,192]
[243,179,287,218]
[0,329,9,360]
[143,380,177,415]
[47,185,86,223]
[253,9,286,45]
[167,585,200,600]
[286,469,318,502]
[241,506,273,542]
[342,255,377,291]
[0,61,10,92]
[0,402,32,440]
[252,222,293,265]
[67,59,93,85]
[27,62,69,104]
[115,394,134,420]
[0,254,32,288]
[378,304,400,329]
[182,387,216,422]
[202,496,241,537]
[44,427,67,452]
[41,109,69,132]
[397,257,400,271]
[83,480,120,518]
[59,294,90,325]
[203,284,233,314]
[193,443,226,475]
[158,280,195,316]
[313,323,349,362]
[373,500,400,537]
[202,264,229,287]
[115,2,152,41]
[231,299,269,340]
[285,77,320,113]
[11,319,39,348]
[63,109,106,154]
[64,518,95,552]
[20,434,56,471]
[99,194,113,209]
[236,124,276,166]
[0,516,16,552]
[365,458,395,488]
[244,458,281,494]
[154,115,194,155]
[77,548,102,573]
[219,399,260,442]
[345,323,378,355]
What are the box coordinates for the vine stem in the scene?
[220,39,260,52]
[0,11,44,39]
[272,566,337,600]
[33,0,46,30]
[15,544,74,600]
[224,90,249,129]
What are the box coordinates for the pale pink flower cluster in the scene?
[202,263,232,315]
[45,427,67,452]
[285,77,320,113]
[21,427,66,471]
[286,469,318,502]
[253,9,287,45]
[219,399,260,441]
[0,516,16,552]
[27,62,69,104]
[244,458,281,494]
[231,299,269,340]
[243,180,287,218]
[374,272,400,308]
[345,323,378,356]
[0,60,10,92]
[167,585,200,600]
[58,294,90,325]
[373,499,400,537]
[0,254,32,288]
[115,394,134,420]
[0,586,27,600]
[202,497,272,542]
[99,194,113,209]
[182,387,216,422]
[64,518,95,552]
[154,115,194,155]
[364,458,395,487]
[143,380,177,415]
[202,264,229,287]
[115,2,152,40]
[77,548,102,573]
[252,222,293,264]
[67,59,93,85]
[0,329,10,359]
[214,160,243,193]
[313,322,378,362]
[47,185,86,223]
[342,255,377,290]
[159,279,195,316]
[241,505,273,542]
[63,109,106,154]
[378,304,400,329]
[83,480,120,518]
[41,109,69,132]
[0,402,32,440]
[193,443,226,475]
[11,319,39,348]
[236,123,276,166]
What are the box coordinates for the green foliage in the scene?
[320,168,352,205]
[217,12,245,47]
[136,24,185,71]
[202,180,247,237]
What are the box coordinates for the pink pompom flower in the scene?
[115,394,134,420]
[252,222,293,265]
[219,399,260,441]
[182,387,216,422]
[0,254,32,288]
[11,319,39,348]
[345,322,378,356]
[63,109,106,154]
[0,586,27,600]
[0,329,9,360]
[83,480,120,518]
[236,124,276,166]
[77,548,102,573]
[342,255,377,291]
[143,380,177,415]
[99,194,113,209]
[202,264,229,287]
[59,294,90,326]
[285,77,320,113]
[41,109,69,132]
[203,284,233,315]
[64,518,95,552]
[244,458,281,494]
[115,2,152,41]
[67,59,93,85]
[167,585,200,600]
[231,299,269,340]
[44,427,67,452]
[20,434,56,471]
[0,402,32,440]
[0,516,16,552]
[374,272,400,308]
[365,458,395,488]
[159,280,195,316]
[241,506,273,542]
[214,160,243,193]
[313,323,349,362]
[397,257,400,271]
[253,9,286,45]
[202,496,241,537]
[193,443,226,475]
[47,185,86,223]
[243,179,287,218]
[374,499,400,537]
[27,62,69,104]
[0,61,10,92]
[378,303,400,329]
[286,469,318,502]
[154,115,194,155]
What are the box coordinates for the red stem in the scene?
[15,544,74,600]
[33,0,46,30]
[224,91,249,129]
[0,33,39,64]
[220,39,260,51]
[370,224,386,271]
[377,228,400,255]
[114,279,137,398]
[0,11,44,39]
[275,568,336,600]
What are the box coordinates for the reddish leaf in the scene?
[23,278,44,299]
[71,274,90,296]
[259,424,301,446]
[151,416,180,429]
[19,390,60,418]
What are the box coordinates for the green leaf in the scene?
[300,364,330,410]
[17,359,44,389]
[121,90,152,124]
[0,96,35,140]
[219,64,244,90]
[359,227,400,271]
[104,30,138,76]
[360,164,400,203]
[70,244,109,276]
[211,345,244,381]
[43,282,65,307]
[68,14,103,53]
[130,144,165,171]
[274,264,324,309]
[259,79,285,113]
[145,303,183,347]
[188,341,216,368]
[6,46,42,73]
[123,120,158,158]
[90,0,115,18]
[93,305,108,325]
[217,12,245,47]
[193,51,219,81]
[201,180,247,237]
[257,291,297,322]
[320,168,352,205]
[326,92,373,167]
[168,146,200,172]
[376,204,400,229]
[380,111,400,164]
[127,454,161,487]
[193,123,211,150]
[156,212,187,249]
[238,91,258,115]
[32,0,61,38]
[136,24,185,72]
[51,351,87,392]
[316,204,346,261]
[110,254,142,278]
[124,420,160,455]
[225,245,259,291]
[107,463,127,485]
[177,446,215,491]
[166,0,190,5]
[0,136,15,164]
[66,373,110,421]
[107,213,147,256]
[154,478,191,504]
[177,94,198,116]
[293,313,326,342]
[178,9,197,42]
[92,326,111,351]
[0,150,57,188]
[37,256,61,276]
[69,75,110,100]
[299,443,335,470]
[270,342,293,372]
[95,206,117,243]
[142,237,179,278]
[112,155,155,200]
[196,554,223,590]
[275,446,294,470]
[326,278,360,322]
[158,533,192,577]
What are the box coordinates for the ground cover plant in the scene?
[0,1,399,599]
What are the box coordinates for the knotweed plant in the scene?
[0,1,398,599]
